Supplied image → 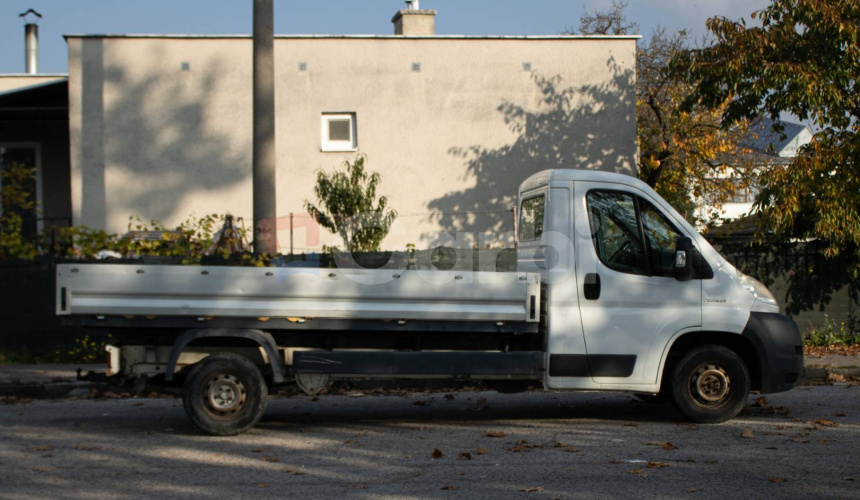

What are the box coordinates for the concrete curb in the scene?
[803,364,860,382]
[0,381,103,399]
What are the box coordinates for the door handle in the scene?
[584,273,601,300]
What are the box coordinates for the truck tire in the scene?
[182,352,268,436]
[670,345,749,424]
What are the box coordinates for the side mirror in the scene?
[674,236,695,282]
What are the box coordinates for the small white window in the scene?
[321,113,357,152]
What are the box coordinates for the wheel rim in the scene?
[689,363,731,406]
[203,373,246,417]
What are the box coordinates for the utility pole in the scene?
[253,0,276,253]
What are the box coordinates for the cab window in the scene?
[519,194,545,241]
[639,199,684,277]
[586,191,648,275]
[586,190,686,277]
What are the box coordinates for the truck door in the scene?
[573,183,702,386]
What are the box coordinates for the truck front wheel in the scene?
[670,345,749,424]
[182,353,268,436]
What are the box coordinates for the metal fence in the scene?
[708,236,859,330]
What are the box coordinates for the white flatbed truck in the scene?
[57,169,803,435]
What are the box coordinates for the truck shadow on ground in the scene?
[259,391,683,430]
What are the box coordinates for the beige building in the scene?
[11,7,639,252]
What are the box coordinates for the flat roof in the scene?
[63,33,640,41]
[0,73,69,78]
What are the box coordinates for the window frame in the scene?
[320,113,357,152]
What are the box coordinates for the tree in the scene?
[638,29,755,222]
[0,162,38,260]
[305,155,398,253]
[574,3,754,223]
[576,0,638,36]
[678,0,860,267]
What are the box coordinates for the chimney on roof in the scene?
[392,1,436,36]
[19,9,42,74]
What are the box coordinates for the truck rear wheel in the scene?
[182,352,268,436]
[670,345,749,424]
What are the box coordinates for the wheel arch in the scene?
[660,331,763,392]
[165,329,285,383]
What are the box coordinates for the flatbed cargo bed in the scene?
[56,264,541,326]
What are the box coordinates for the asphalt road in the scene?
[1,384,858,500]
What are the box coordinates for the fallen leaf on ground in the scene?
[647,461,669,469]
[252,448,265,453]
[476,447,489,455]
[687,487,702,492]
[662,442,678,450]
[628,469,644,475]
[34,467,54,473]
[844,477,855,481]
[75,444,102,451]
[519,487,544,493]
[27,444,52,452]
[458,471,467,476]
[431,448,444,459]
[814,419,838,427]
[257,483,268,488]
[458,452,472,460]
[344,439,357,444]
[564,446,581,453]
[284,467,306,475]
[791,437,811,443]
[262,456,280,463]
[507,445,527,453]
[484,430,506,438]
[741,428,755,439]
[623,423,638,427]
[756,396,769,406]
[836,413,848,417]
[441,485,457,490]
[770,477,788,483]
[412,401,428,407]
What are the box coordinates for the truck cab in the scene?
[516,169,803,422]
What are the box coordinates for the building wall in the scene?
[67,35,637,251]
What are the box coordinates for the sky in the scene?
[0,0,772,74]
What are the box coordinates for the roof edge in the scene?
[63,33,641,41]
[0,79,68,98]
[0,73,69,78]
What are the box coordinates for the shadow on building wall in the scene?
[79,40,249,229]
[424,58,635,245]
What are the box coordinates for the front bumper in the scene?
[742,312,804,393]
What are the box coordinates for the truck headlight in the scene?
[738,272,778,307]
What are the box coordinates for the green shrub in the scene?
[804,314,860,346]
[0,162,39,260]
